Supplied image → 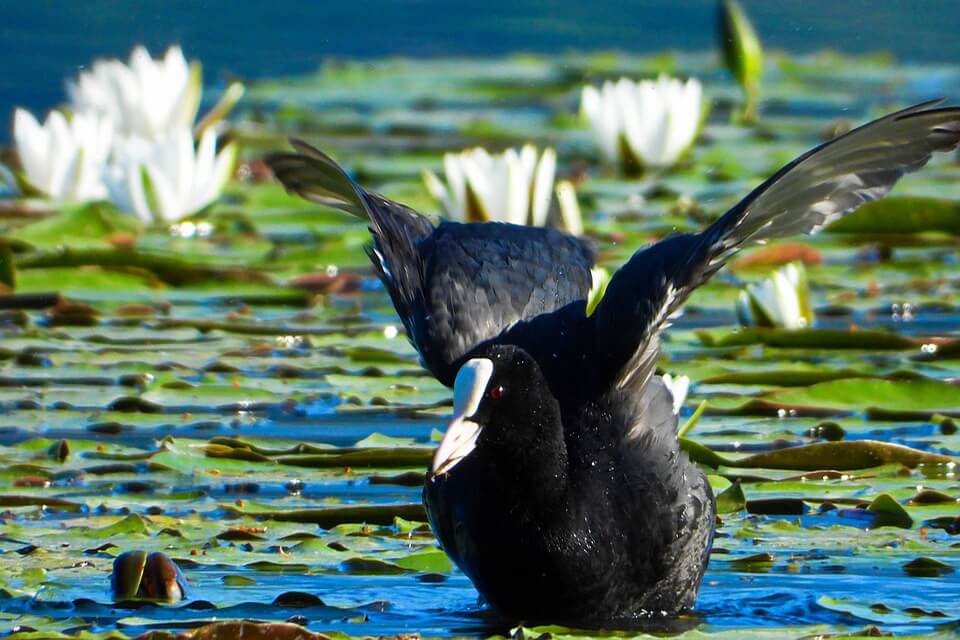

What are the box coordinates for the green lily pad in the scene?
[903,557,955,577]
[716,479,747,513]
[697,327,916,350]
[826,196,960,235]
[8,202,142,250]
[765,379,960,416]
[736,441,953,471]
[867,493,914,529]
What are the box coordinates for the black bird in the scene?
[267,101,960,624]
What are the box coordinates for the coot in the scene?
[267,101,960,623]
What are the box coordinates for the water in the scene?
[1,2,960,638]
[0,290,957,637]
[3,0,960,139]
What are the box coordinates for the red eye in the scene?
[488,385,505,401]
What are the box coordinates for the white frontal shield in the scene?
[431,358,493,475]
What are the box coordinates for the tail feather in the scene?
[266,139,369,218]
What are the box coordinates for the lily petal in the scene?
[530,147,556,227]
[426,144,564,229]
[581,75,704,170]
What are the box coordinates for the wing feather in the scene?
[593,102,960,392]
[267,141,595,386]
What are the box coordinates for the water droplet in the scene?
[169,221,197,238]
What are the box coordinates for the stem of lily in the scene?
[740,85,759,125]
[194,81,246,139]
[678,400,708,439]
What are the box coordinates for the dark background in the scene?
[2,0,959,134]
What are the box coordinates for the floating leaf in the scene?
[716,479,746,513]
[222,575,256,587]
[178,621,331,640]
[0,494,81,512]
[87,513,150,538]
[909,489,956,505]
[271,591,326,608]
[697,327,915,350]
[341,557,409,575]
[736,441,952,471]
[223,503,428,526]
[867,493,913,529]
[903,557,954,577]
[680,437,732,469]
[826,196,960,235]
[394,550,454,573]
[765,379,960,416]
[7,201,141,250]
[730,552,775,570]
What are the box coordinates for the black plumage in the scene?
[268,140,594,385]
[266,101,960,624]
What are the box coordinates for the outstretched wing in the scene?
[266,139,370,217]
[267,140,435,354]
[592,101,960,393]
[267,141,596,386]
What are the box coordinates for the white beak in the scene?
[431,358,493,475]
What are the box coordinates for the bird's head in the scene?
[430,344,562,477]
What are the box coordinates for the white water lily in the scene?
[105,127,236,223]
[661,374,690,415]
[580,75,703,171]
[12,108,113,201]
[68,45,200,141]
[423,144,582,234]
[736,262,813,330]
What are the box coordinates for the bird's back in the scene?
[266,139,596,386]
[413,222,594,385]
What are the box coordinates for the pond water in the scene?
[3,0,960,139]
[1,4,960,640]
